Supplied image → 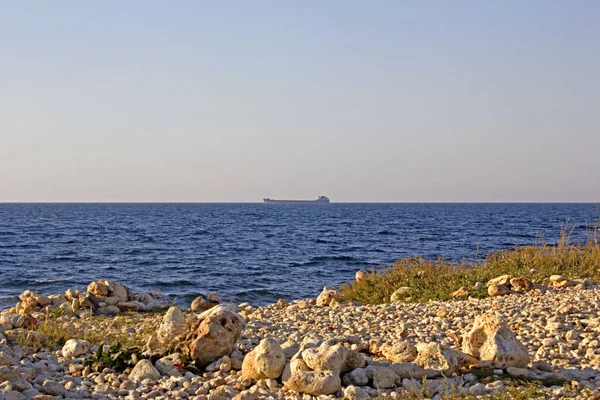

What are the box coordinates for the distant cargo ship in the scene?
[263,195,330,204]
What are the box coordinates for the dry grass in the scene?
[35,312,159,350]
[342,224,600,304]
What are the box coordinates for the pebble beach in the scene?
[1,275,600,400]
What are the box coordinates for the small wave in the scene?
[289,255,368,268]
[137,260,158,266]
[155,279,195,288]
[51,256,92,262]
[509,233,535,239]
[35,278,73,284]
[312,255,358,262]
[378,230,398,235]
[236,288,271,297]
[313,239,329,243]
[1,243,39,249]
[124,249,144,255]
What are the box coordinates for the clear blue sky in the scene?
[1,1,599,202]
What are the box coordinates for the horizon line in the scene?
[1,201,599,205]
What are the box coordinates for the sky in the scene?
[1,1,599,202]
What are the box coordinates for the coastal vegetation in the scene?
[341,224,600,304]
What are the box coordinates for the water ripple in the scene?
[0,203,598,307]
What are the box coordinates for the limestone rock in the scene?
[510,277,534,292]
[0,315,26,329]
[316,287,341,307]
[282,358,311,383]
[366,365,398,389]
[19,290,51,308]
[451,286,469,298]
[87,282,109,297]
[303,343,349,373]
[281,340,300,360]
[104,305,121,316]
[206,355,231,373]
[355,270,368,282]
[98,280,130,302]
[462,313,530,368]
[342,367,369,386]
[190,294,219,313]
[179,305,245,367]
[49,294,67,306]
[486,275,512,287]
[64,288,79,301]
[158,306,183,341]
[62,339,90,358]
[242,338,286,380]
[78,308,93,319]
[103,296,120,306]
[343,385,369,400]
[342,349,365,372]
[78,292,99,311]
[415,342,475,375]
[380,341,417,363]
[277,298,287,308]
[40,380,66,396]
[155,353,183,377]
[129,359,160,381]
[488,284,510,297]
[390,287,411,302]
[390,362,436,379]
[549,275,576,288]
[117,301,145,312]
[230,348,245,370]
[506,367,567,386]
[284,370,341,395]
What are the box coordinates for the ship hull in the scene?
[263,198,330,204]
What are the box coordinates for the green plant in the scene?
[342,225,600,305]
[84,343,144,372]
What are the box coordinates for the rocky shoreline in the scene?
[1,276,600,399]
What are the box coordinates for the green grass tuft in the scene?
[341,224,600,304]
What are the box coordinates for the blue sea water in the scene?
[0,203,598,308]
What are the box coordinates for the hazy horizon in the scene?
[2,1,599,203]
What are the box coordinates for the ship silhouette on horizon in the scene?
[263,195,330,204]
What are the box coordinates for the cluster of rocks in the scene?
[3,280,164,322]
[1,277,600,399]
[484,274,595,298]
[485,275,535,297]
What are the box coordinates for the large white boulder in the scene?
[462,313,530,368]
[129,359,160,381]
[62,339,90,359]
[158,306,183,341]
[302,343,348,373]
[415,342,476,375]
[381,341,417,363]
[284,370,341,395]
[180,305,245,367]
[242,338,286,379]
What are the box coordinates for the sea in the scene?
[0,203,598,309]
